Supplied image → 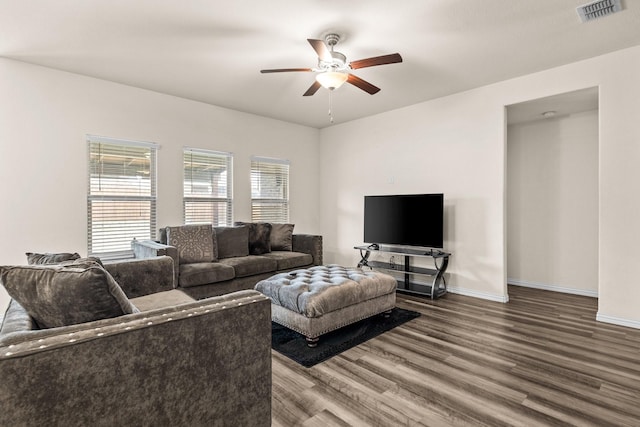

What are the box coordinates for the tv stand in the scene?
[354,245,451,299]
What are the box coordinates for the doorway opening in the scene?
[505,87,599,300]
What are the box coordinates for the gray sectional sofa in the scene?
[0,255,272,426]
[132,223,323,300]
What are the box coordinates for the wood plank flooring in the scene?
[271,286,640,426]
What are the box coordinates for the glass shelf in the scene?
[354,244,451,299]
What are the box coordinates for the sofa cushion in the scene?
[26,252,81,265]
[262,251,313,271]
[166,224,216,264]
[234,222,272,255]
[269,223,294,251]
[215,226,250,258]
[179,262,235,288]
[218,256,278,278]
[0,263,139,329]
[130,289,195,311]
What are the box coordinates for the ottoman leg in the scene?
[382,310,392,318]
[305,336,319,348]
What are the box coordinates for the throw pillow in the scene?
[0,263,139,329]
[166,224,216,264]
[60,256,105,268]
[214,226,250,258]
[269,223,295,251]
[234,222,272,255]
[26,252,81,265]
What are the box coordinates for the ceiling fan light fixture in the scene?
[315,71,348,90]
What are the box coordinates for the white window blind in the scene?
[183,148,233,226]
[87,136,157,260]
[250,156,290,222]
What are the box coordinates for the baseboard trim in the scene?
[508,278,598,298]
[596,313,640,330]
[447,286,509,303]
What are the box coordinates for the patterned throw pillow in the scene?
[234,222,272,255]
[26,252,81,265]
[166,224,216,264]
[0,262,139,329]
[270,223,295,251]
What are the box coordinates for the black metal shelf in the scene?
[395,281,447,298]
[354,245,450,259]
[367,260,438,277]
[355,244,451,299]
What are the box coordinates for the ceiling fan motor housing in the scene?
[319,51,347,71]
[318,33,348,71]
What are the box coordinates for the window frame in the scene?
[183,147,233,226]
[87,135,158,260]
[250,156,290,223]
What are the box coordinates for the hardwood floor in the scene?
[271,286,640,426]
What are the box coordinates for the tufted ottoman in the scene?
[255,265,397,347]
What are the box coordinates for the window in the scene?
[250,156,289,222]
[87,135,157,259]
[183,148,233,226]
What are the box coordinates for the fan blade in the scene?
[260,68,313,73]
[349,53,403,69]
[307,39,332,62]
[347,74,380,95]
[303,81,322,97]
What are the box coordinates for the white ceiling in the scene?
[1,0,639,129]
[507,87,599,125]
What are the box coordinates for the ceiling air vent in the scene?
[577,0,623,22]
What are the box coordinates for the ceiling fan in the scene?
[260,33,403,96]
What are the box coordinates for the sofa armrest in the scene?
[292,234,323,266]
[131,239,179,287]
[103,256,175,298]
[0,290,272,426]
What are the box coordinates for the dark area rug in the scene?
[271,308,421,368]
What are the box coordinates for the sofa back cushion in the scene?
[166,224,216,264]
[215,226,250,258]
[234,222,272,255]
[0,262,139,329]
[269,223,295,251]
[158,227,168,245]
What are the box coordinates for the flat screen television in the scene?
[364,193,444,248]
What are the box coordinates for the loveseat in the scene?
[132,223,323,300]
[0,255,272,426]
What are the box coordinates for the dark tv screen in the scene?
[364,194,444,248]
